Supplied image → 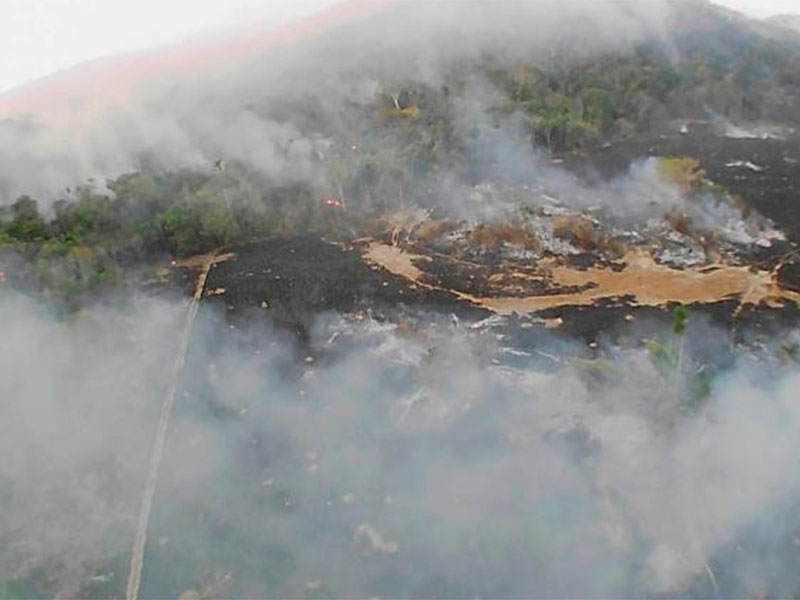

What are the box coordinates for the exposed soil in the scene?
[364,242,800,314]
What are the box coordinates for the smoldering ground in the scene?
[3,287,800,598]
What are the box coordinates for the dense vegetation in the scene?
[490,7,800,151]
[0,165,364,307]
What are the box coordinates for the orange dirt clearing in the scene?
[364,243,800,315]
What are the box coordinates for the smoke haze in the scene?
[0,0,677,205]
[2,290,800,597]
[3,1,800,598]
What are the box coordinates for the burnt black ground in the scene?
[204,236,488,341]
[131,135,800,600]
[172,131,800,347]
[197,234,798,350]
[779,261,800,293]
[560,131,800,317]
[561,132,800,243]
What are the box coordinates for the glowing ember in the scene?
[323,197,344,209]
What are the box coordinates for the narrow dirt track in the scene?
[125,258,214,600]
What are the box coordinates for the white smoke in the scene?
[3,289,800,597]
[0,0,677,205]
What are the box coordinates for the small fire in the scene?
[322,197,344,209]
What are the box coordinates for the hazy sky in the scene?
[718,0,800,18]
[0,0,339,93]
[0,0,797,93]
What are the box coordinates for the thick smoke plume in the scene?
[0,0,677,205]
[0,293,182,596]
[2,290,800,597]
[3,1,800,598]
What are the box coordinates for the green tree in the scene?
[4,196,49,241]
